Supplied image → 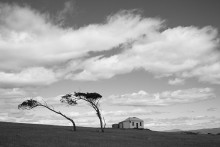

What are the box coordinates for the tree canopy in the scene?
[18,99,40,110]
[18,98,77,131]
[61,92,105,132]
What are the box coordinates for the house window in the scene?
[132,122,134,126]
[140,122,142,126]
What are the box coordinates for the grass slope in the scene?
[0,122,220,147]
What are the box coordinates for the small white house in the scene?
[118,117,144,129]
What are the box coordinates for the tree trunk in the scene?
[70,120,76,131]
[97,110,104,132]
[40,105,76,131]
[83,98,104,132]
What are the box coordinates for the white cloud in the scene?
[0,88,30,112]
[207,107,217,112]
[68,26,220,84]
[0,88,34,124]
[0,88,27,98]
[0,2,219,87]
[0,3,164,87]
[0,88,29,109]
[168,78,185,85]
[107,88,215,106]
[101,109,165,120]
[182,62,220,84]
[0,67,57,88]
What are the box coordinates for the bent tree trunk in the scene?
[96,109,104,132]
[68,118,76,131]
[40,105,76,131]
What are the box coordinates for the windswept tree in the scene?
[61,92,105,132]
[18,99,76,131]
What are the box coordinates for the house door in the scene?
[136,123,138,128]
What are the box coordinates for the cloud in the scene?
[182,62,220,84]
[54,107,164,118]
[0,88,30,113]
[144,116,220,131]
[0,2,219,88]
[0,110,35,123]
[0,88,36,124]
[102,108,164,117]
[168,78,185,85]
[0,88,29,110]
[0,67,57,88]
[71,26,220,83]
[207,107,217,112]
[107,88,215,106]
[0,3,163,87]
[55,0,77,26]
[0,88,27,98]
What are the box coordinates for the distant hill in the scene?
[164,128,220,134]
[190,128,220,134]
[1,121,220,147]
[164,129,182,132]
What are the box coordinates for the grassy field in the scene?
[0,122,220,147]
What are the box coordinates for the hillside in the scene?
[164,129,182,132]
[165,128,220,135]
[190,128,220,135]
[0,122,220,147]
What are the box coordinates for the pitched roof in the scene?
[123,117,143,122]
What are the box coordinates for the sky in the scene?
[0,0,220,131]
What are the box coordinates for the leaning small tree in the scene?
[18,99,77,131]
[61,92,105,132]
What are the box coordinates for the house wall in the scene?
[119,120,144,129]
[129,120,144,129]
[112,124,119,128]
[119,122,123,128]
[122,121,130,128]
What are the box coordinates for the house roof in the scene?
[122,117,143,122]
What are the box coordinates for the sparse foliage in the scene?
[18,98,76,131]
[18,99,40,110]
[61,92,105,132]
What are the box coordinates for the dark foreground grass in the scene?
[0,122,220,147]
